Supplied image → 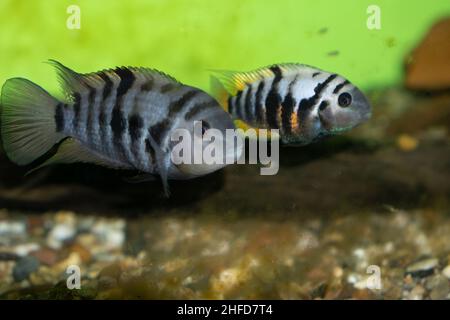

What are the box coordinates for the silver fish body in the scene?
[212,63,372,145]
[0,61,238,195]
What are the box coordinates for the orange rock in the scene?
[69,244,92,264]
[405,18,450,90]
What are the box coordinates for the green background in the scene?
[0,0,449,95]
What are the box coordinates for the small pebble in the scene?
[427,275,450,300]
[12,243,40,256]
[47,224,76,249]
[407,285,425,300]
[92,220,125,251]
[397,134,419,152]
[31,248,59,266]
[0,221,26,236]
[12,256,40,282]
[406,258,438,278]
[442,265,450,279]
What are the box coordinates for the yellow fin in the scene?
[210,63,308,97]
[210,75,230,112]
[233,120,280,141]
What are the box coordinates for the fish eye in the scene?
[338,92,352,107]
[201,121,210,136]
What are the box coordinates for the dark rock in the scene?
[12,256,40,282]
[405,258,438,278]
[0,252,19,261]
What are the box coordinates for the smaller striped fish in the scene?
[211,63,372,145]
[0,61,240,196]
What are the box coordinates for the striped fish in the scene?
[0,60,239,196]
[211,63,372,145]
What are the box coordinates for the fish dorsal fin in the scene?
[27,138,122,175]
[127,67,180,84]
[210,63,306,96]
[47,60,181,100]
[47,60,103,98]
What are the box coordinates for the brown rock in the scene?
[69,244,92,264]
[30,247,59,266]
[405,18,450,90]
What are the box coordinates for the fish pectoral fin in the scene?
[26,138,119,175]
[146,134,171,198]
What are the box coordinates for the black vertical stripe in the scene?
[149,119,171,145]
[314,74,337,98]
[270,66,283,82]
[99,72,113,100]
[281,94,296,135]
[55,103,65,132]
[110,67,136,156]
[265,66,283,129]
[243,85,253,122]
[111,106,127,141]
[72,92,81,128]
[99,110,108,127]
[114,67,136,97]
[128,114,144,142]
[145,90,200,152]
[234,90,243,119]
[86,85,97,136]
[141,79,154,91]
[145,137,156,166]
[98,72,113,148]
[297,74,337,128]
[281,76,299,135]
[228,96,234,115]
[265,90,280,129]
[318,100,329,111]
[87,85,96,105]
[255,80,265,123]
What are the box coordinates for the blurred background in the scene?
[0,0,448,92]
[0,0,450,300]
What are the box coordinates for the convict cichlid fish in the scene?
[211,63,372,145]
[0,60,240,196]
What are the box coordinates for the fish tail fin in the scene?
[0,78,66,165]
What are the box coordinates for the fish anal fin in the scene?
[27,138,120,175]
[123,174,156,183]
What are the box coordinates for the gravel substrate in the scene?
[0,88,449,299]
